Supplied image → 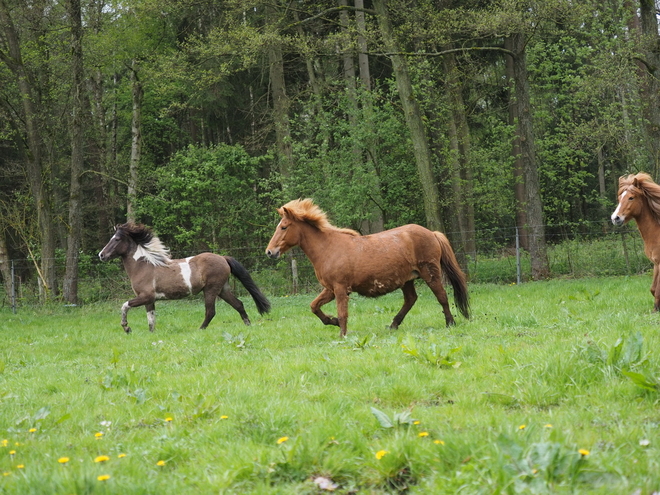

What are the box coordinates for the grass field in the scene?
[1,275,660,494]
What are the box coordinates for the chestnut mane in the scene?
[118,223,171,266]
[619,173,660,224]
[279,199,360,236]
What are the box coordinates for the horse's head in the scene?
[265,207,301,259]
[99,224,134,261]
[611,174,649,226]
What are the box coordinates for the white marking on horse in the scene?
[611,191,627,222]
[147,310,156,332]
[179,259,193,294]
[155,292,167,300]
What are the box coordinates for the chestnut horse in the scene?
[611,172,660,311]
[265,199,469,337]
[99,223,270,333]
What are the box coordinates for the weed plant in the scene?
[1,276,660,493]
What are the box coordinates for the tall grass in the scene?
[1,276,660,493]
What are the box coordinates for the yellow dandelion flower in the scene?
[165,417,173,422]
[14,442,20,446]
[95,432,103,438]
[413,421,421,425]
[220,415,228,420]
[434,440,445,445]
[418,431,429,437]
[97,474,111,481]
[2,472,9,476]
[58,457,69,464]
[94,455,110,463]
[375,450,389,460]
[156,460,166,466]
[578,449,590,456]
[28,428,36,433]
[1,439,7,447]
[277,436,289,444]
[544,424,553,428]
[118,453,126,458]
[9,450,16,455]
[16,465,24,469]
[518,424,526,430]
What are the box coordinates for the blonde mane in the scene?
[279,199,360,236]
[133,236,172,267]
[619,172,660,223]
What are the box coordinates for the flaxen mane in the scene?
[279,199,360,236]
[619,173,660,223]
[118,223,172,266]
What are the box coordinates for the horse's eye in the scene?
[629,196,634,201]
[281,226,287,230]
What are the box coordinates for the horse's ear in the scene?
[281,207,290,218]
[633,177,641,188]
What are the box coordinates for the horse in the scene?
[611,172,660,311]
[99,223,270,333]
[265,199,469,337]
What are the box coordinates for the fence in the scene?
[0,224,652,312]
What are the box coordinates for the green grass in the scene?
[1,276,660,493]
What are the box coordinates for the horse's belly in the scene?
[353,278,403,297]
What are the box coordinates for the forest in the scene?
[1,0,659,304]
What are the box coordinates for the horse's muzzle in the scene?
[266,248,280,259]
[98,251,108,262]
[611,216,624,227]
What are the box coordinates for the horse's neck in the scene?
[120,246,145,278]
[298,223,336,263]
[635,205,660,246]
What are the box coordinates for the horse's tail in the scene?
[434,232,470,320]
[225,257,271,315]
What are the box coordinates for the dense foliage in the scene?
[1,0,659,300]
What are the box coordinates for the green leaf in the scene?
[370,407,394,428]
[622,370,660,391]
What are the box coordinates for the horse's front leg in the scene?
[120,295,155,333]
[310,288,339,327]
[334,289,350,338]
[652,263,660,312]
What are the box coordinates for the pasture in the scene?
[1,276,660,494]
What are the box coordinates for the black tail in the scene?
[434,232,470,319]
[225,257,271,315]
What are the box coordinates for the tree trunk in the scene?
[505,36,529,251]
[267,5,294,180]
[355,0,371,91]
[373,0,443,231]
[509,33,548,279]
[0,0,57,299]
[637,0,660,173]
[62,0,84,304]
[0,230,11,303]
[127,60,142,222]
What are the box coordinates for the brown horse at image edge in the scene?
[99,223,270,333]
[611,172,660,311]
[266,199,469,337]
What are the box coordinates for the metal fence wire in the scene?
[0,225,652,310]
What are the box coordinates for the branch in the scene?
[285,5,376,30]
[380,46,514,58]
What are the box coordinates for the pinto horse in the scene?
[99,223,270,333]
[611,172,660,311]
[265,199,469,337]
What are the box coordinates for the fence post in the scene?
[516,227,522,284]
[11,260,16,314]
[291,257,298,294]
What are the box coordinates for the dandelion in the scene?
[165,417,173,422]
[578,449,590,456]
[16,465,24,469]
[156,460,166,466]
[95,432,103,439]
[434,440,445,445]
[220,415,228,420]
[277,436,289,444]
[418,432,429,437]
[2,472,9,476]
[1,440,7,447]
[544,424,553,428]
[94,455,110,463]
[97,474,111,481]
[58,457,69,464]
[518,424,526,430]
[375,450,389,460]
[413,421,421,425]
[118,453,127,458]
[9,450,15,456]
[28,428,36,433]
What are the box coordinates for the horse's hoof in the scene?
[389,323,399,330]
[243,318,251,326]
[123,326,132,334]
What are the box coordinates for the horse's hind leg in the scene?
[217,284,251,326]
[390,280,418,330]
[420,265,455,327]
[310,288,339,328]
[146,303,156,332]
